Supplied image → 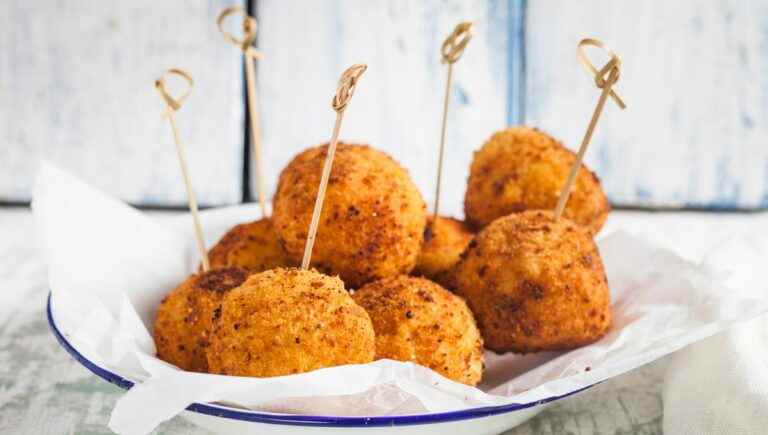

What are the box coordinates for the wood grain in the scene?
[525,0,768,208]
[256,0,519,218]
[0,0,246,206]
[3,0,767,210]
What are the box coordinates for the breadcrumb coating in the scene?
[208,218,295,272]
[353,275,484,385]
[153,267,250,372]
[452,210,611,353]
[464,127,610,234]
[206,268,375,377]
[273,143,427,288]
[413,216,474,288]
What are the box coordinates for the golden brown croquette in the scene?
[206,268,376,377]
[464,127,610,234]
[452,210,611,353]
[273,143,427,288]
[208,218,295,272]
[153,267,250,372]
[413,216,474,288]
[353,275,484,385]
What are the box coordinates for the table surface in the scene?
[1,206,765,435]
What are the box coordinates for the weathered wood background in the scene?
[0,0,245,207]
[257,0,521,217]
[2,0,766,211]
[524,0,768,209]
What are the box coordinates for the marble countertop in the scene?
[1,206,765,434]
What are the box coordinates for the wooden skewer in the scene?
[301,64,368,270]
[553,38,627,221]
[433,22,473,223]
[217,6,268,217]
[155,69,210,271]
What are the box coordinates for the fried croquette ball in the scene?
[413,216,474,288]
[453,210,611,353]
[153,267,250,372]
[353,276,484,385]
[273,143,427,288]
[206,267,375,377]
[464,127,610,234]
[208,218,295,272]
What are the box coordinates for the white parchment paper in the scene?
[32,163,768,435]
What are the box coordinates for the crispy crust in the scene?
[452,211,611,353]
[273,143,427,288]
[153,267,250,372]
[413,216,474,289]
[208,218,295,272]
[464,127,610,234]
[206,268,375,377]
[353,276,484,385]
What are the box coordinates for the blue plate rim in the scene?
[46,291,594,427]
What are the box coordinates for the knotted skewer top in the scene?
[441,22,473,64]
[154,68,193,111]
[577,38,626,109]
[217,6,263,59]
[154,68,209,271]
[301,63,367,269]
[332,64,367,112]
[552,38,627,222]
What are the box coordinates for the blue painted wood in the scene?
[506,0,526,125]
[3,0,764,210]
[260,0,768,211]
[0,0,246,206]
[257,0,525,218]
[523,1,768,209]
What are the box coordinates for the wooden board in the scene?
[256,0,521,218]
[525,0,768,208]
[0,0,245,206]
[4,0,767,210]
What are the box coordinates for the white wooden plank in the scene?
[257,0,514,218]
[10,0,759,209]
[525,0,768,208]
[0,0,245,206]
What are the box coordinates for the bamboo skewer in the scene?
[218,6,268,217]
[301,64,368,270]
[155,69,210,271]
[554,38,627,221]
[433,22,473,223]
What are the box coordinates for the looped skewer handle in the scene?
[218,6,268,217]
[553,39,626,222]
[217,6,262,58]
[155,68,210,271]
[302,64,368,269]
[441,22,473,64]
[432,22,473,222]
[577,38,626,109]
[154,68,194,112]
[332,64,367,113]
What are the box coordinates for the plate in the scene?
[47,292,593,434]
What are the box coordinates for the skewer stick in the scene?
[301,64,368,270]
[433,22,473,222]
[217,6,268,217]
[553,38,627,221]
[155,69,210,271]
